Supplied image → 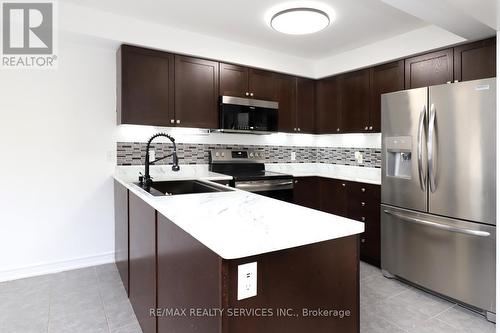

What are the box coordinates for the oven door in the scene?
[234,179,294,203]
[220,96,278,133]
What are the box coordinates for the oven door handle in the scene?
[235,180,293,192]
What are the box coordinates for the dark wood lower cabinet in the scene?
[114,181,129,295]
[129,192,157,333]
[293,177,321,210]
[122,189,360,333]
[157,214,222,333]
[223,236,359,333]
[294,177,381,267]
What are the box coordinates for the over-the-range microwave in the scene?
[218,96,279,134]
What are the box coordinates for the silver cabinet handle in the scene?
[361,238,366,243]
[383,210,490,237]
[428,104,437,193]
[417,105,426,191]
[364,126,368,130]
[176,120,181,124]
[337,128,340,132]
[170,119,175,124]
[293,128,297,131]
[361,202,366,207]
[245,92,249,96]
[297,128,301,132]
[361,216,366,221]
[294,180,298,184]
[341,183,346,187]
[361,188,366,192]
[250,92,254,97]
[369,126,373,130]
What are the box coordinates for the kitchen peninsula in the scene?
[114,166,365,333]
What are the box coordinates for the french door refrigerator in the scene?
[381,78,496,322]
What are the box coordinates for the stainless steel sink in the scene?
[135,180,231,197]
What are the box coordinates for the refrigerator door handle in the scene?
[417,105,426,191]
[428,103,437,192]
[383,210,491,237]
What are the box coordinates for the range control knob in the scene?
[215,152,220,157]
[221,152,225,157]
[249,152,254,157]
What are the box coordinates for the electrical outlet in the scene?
[291,151,296,161]
[237,262,257,300]
[354,151,364,164]
[149,149,155,162]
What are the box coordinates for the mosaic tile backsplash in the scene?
[117,142,381,168]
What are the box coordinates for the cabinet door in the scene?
[340,69,371,133]
[157,214,221,333]
[293,177,320,210]
[114,181,129,295]
[118,45,174,126]
[296,78,316,133]
[219,62,249,98]
[315,77,341,134]
[405,49,453,89]
[454,38,496,82]
[249,69,279,100]
[277,75,297,133]
[175,55,219,128]
[370,61,404,132]
[129,193,156,333]
[320,178,348,217]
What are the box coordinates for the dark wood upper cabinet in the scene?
[454,37,496,82]
[296,78,316,133]
[340,69,371,133]
[277,75,297,133]
[219,62,249,98]
[175,55,219,129]
[315,76,341,134]
[249,69,279,101]
[405,48,453,89]
[117,45,174,126]
[128,192,157,333]
[370,60,404,132]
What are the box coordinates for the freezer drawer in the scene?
[381,204,496,313]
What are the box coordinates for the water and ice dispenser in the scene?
[385,136,412,179]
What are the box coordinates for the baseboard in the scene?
[0,252,115,283]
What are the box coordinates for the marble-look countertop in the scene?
[114,164,365,260]
[266,163,381,185]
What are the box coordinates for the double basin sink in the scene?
[136,180,232,197]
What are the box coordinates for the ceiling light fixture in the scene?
[270,7,330,35]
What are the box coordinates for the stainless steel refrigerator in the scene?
[381,78,496,322]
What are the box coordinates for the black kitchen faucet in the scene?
[140,133,180,188]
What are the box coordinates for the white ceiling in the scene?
[62,0,427,59]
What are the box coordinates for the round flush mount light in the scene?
[270,7,330,35]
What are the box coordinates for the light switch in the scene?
[237,262,257,300]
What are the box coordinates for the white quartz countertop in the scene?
[266,163,381,185]
[114,164,365,260]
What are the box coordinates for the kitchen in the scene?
[0,1,499,333]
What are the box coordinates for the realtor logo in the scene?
[1,1,57,68]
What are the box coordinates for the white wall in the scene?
[496,31,499,333]
[0,35,117,281]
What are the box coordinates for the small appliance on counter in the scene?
[218,96,279,134]
[381,78,496,322]
[209,149,293,202]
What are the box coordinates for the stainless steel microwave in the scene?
[219,96,278,134]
